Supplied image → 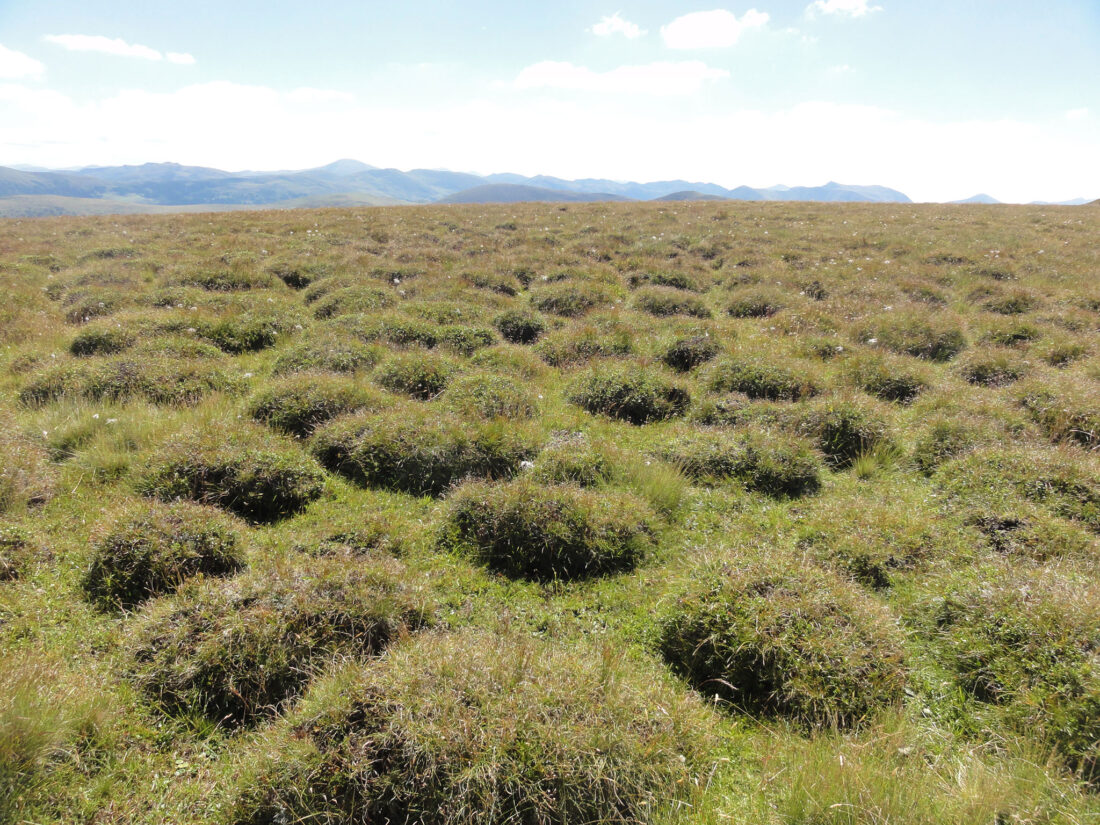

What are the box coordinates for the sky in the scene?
[0,0,1097,202]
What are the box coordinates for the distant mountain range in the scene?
[0,160,1092,216]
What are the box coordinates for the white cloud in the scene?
[45,34,160,60]
[44,34,195,64]
[1066,107,1089,121]
[591,13,646,39]
[0,44,44,79]
[806,0,882,18]
[828,64,853,74]
[514,60,728,95]
[661,9,769,49]
[286,87,356,103]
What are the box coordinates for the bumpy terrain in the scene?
[1,201,1099,824]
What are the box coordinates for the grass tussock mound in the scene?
[660,558,907,728]
[658,428,822,497]
[82,501,244,611]
[529,436,618,487]
[0,429,56,514]
[439,479,658,581]
[0,527,30,581]
[935,446,1100,533]
[567,364,690,424]
[529,281,615,317]
[536,324,635,366]
[956,349,1030,387]
[135,424,326,522]
[1016,377,1100,449]
[708,358,817,401]
[858,313,967,361]
[271,334,384,375]
[796,398,892,467]
[845,352,928,403]
[633,286,712,318]
[493,308,547,344]
[441,371,538,419]
[231,630,715,825]
[312,285,396,319]
[311,408,537,496]
[726,287,784,318]
[193,311,299,353]
[19,357,240,407]
[248,375,388,437]
[373,351,458,399]
[129,559,430,726]
[927,569,1100,780]
[69,323,136,357]
[661,333,721,372]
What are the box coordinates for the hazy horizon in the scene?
[1,0,1097,203]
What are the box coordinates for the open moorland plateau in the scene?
[2,199,1100,824]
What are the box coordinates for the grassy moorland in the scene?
[1,200,1099,824]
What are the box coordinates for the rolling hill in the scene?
[438,184,631,204]
[2,159,1087,215]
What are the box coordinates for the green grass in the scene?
[2,200,1100,824]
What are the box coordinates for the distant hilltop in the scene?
[0,160,1092,217]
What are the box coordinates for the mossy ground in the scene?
[2,201,1100,823]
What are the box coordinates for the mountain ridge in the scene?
[0,160,1092,217]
